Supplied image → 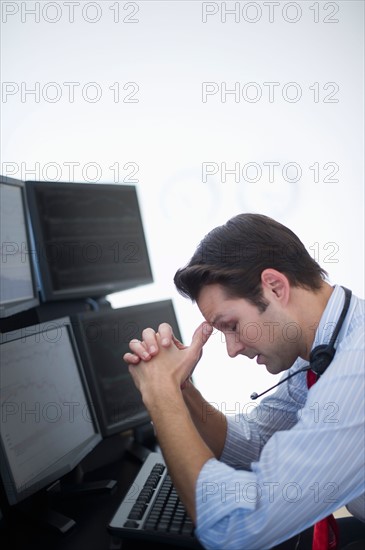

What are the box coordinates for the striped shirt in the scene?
[195,285,365,550]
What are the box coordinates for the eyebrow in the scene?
[211,314,225,326]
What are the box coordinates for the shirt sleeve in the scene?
[220,359,308,470]
[195,328,365,550]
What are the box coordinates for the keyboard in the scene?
[108,452,204,548]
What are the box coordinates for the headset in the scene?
[250,287,352,400]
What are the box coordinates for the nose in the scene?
[225,333,245,358]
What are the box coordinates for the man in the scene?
[124,213,365,549]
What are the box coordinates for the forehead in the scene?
[196,284,246,324]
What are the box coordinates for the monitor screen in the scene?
[25,181,153,301]
[71,300,183,437]
[0,176,39,318]
[0,318,102,505]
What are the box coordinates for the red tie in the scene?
[307,370,339,550]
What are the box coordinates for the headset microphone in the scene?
[250,287,352,401]
[250,366,311,400]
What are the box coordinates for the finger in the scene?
[158,323,186,350]
[180,323,213,385]
[141,327,159,355]
[158,323,175,347]
[129,338,151,360]
[190,322,213,353]
[123,352,141,365]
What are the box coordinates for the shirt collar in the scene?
[311,284,346,350]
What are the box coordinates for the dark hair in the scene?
[174,213,328,311]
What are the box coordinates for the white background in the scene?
[1,0,364,409]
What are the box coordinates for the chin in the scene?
[266,363,289,375]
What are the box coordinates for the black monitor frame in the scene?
[0,317,102,506]
[71,300,183,438]
[25,181,153,302]
[0,175,40,318]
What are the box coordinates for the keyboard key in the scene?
[123,520,138,528]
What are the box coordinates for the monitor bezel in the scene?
[0,175,40,318]
[24,181,153,302]
[0,317,102,506]
[71,300,183,438]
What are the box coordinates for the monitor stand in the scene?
[49,464,117,497]
[4,490,77,535]
[31,507,76,534]
[29,466,118,534]
[125,423,158,464]
[125,438,153,464]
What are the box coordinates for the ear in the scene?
[261,269,290,305]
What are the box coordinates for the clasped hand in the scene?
[124,322,213,394]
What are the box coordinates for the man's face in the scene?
[197,283,302,374]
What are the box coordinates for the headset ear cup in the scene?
[310,345,336,376]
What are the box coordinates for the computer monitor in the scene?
[25,181,153,302]
[0,318,102,506]
[0,176,39,318]
[71,300,183,438]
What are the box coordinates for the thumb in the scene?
[180,323,213,390]
[190,322,213,354]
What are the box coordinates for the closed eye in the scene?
[218,322,237,333]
